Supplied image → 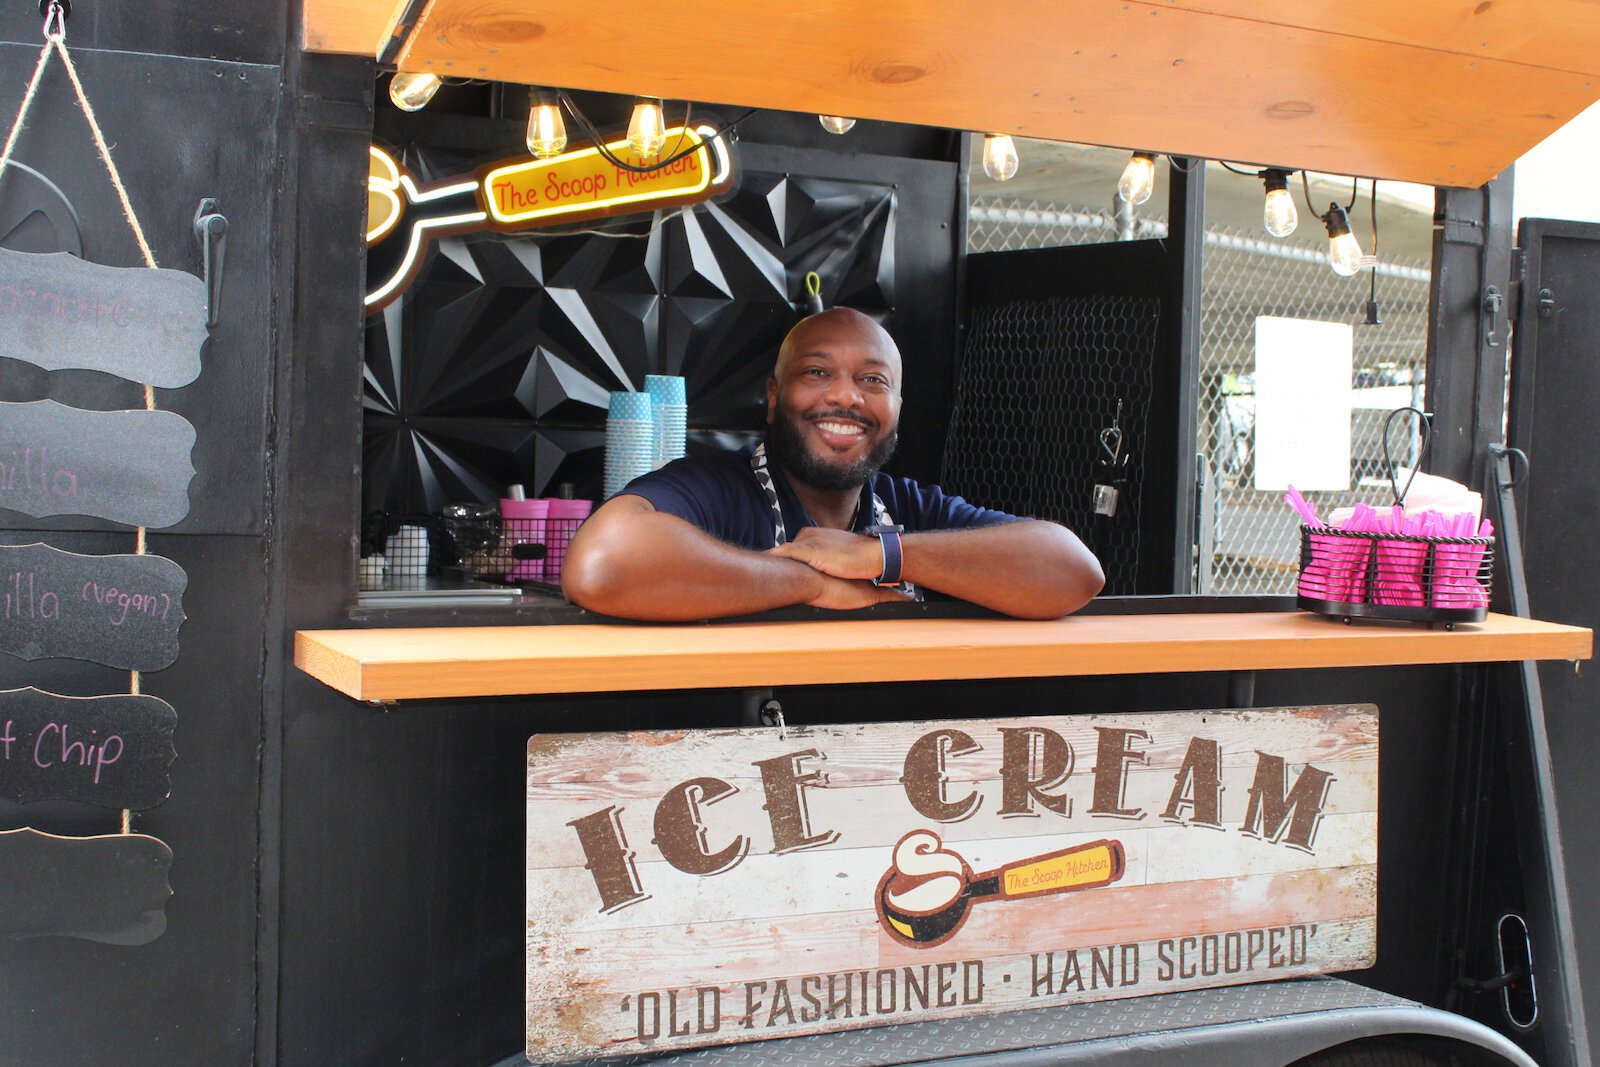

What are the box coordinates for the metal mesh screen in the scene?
[1194,227,1431,593]
[944,295,1159,594]
[967,197,1433,594]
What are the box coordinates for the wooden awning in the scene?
[303,0,1600,188]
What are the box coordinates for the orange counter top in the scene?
[294,611,1592,702]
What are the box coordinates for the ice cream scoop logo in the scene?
[874,830,1126,948]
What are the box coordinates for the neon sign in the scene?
[364,127,735,313]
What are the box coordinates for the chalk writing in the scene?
[3,571,60,621]
[0,446,79,500]
[82,581,174,627]
[0,689,175,809]
[0,544,185,669]
[0,401,195,528]
[0,248,206,387]
[0,280,130,326]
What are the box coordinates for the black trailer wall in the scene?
[0,10,1500,1065]
[0,4,287,1064]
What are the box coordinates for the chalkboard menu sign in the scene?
[0,93,207,953]
[0,827,172,945]
[0,400,196,528]
[0,543,187,670]
[0,687,176,809]
[0,247,207,387]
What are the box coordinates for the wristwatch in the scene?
[866,524,906,587]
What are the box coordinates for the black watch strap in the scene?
[867,524,905,587]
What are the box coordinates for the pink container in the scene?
[543,498,592,583]
[1300,532,1370,605]
[1430,540,1491,609]
[500,498,549,583]
[1372,537,1427,606]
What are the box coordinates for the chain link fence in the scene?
[968,195,1434,594]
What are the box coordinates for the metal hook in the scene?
[1098,426,1123,464]
[760,699,787,741]
[40,0,68,42]
[1099,400,1125,464]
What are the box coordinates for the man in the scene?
[562,308,1103,620]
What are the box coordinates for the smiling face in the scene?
[766,309,903,492]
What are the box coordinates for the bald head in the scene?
[774,308,902,388]
[765,307,904,492]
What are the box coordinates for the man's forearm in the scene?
[900,521,1104,619]
[563,504,822,620]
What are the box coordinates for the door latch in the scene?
[1483,285,1504,348]
[193,198,228,330]
[1538,288,1555,319]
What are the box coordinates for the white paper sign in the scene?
[1253,316,1352,492]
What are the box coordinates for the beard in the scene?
[767,407,899,492]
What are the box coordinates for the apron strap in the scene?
[752,444,920,599]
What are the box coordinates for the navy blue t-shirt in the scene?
[620,444,1022,549]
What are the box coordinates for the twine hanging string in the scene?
[0,6,163,836]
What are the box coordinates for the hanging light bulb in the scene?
[1261,169,1298,237]
[1322,204,1364,276]
[525,88,568,158]
[389,71,442,112]
[627,98,668,157]
[1117,152,1158,206]
[982,134,1019,182]
[819,115,856,134]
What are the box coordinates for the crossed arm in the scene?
[561,495,1105,622]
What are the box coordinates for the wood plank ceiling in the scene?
[302,0,1600,188]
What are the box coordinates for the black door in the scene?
[1503,218,1600,1064]
[947,240,1187,594]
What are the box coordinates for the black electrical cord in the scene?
[558,91,756,174]
[1367,179,1381,322]
[1369,179,1380,259]
[1300,171,1360,217]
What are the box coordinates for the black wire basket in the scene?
[1296,525,1493,626]
[361,511,587,588]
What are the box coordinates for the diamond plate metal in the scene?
[500,978,1427,1067]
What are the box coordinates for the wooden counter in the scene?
[295,611,1591,702]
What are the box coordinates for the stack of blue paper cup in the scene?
[645,374,688,469]
[604,391,657,499]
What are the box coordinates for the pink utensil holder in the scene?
[1297,525,1494,624]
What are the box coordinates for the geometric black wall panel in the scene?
[364,145,902,513]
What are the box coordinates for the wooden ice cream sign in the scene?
[526,707,1377,1061]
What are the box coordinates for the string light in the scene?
[819,115,856,134]
[627,98,668,157]
[525,88,567,159]
[1261,168,1297,237]
[1117,152,1158,206]
[1322,204,1364,276]
[981,134,1019,182]
[388,72,442,112]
